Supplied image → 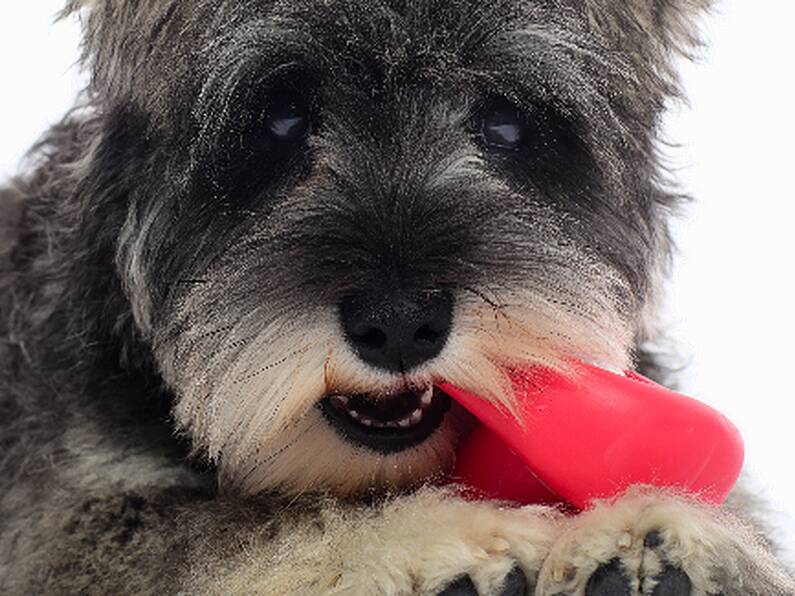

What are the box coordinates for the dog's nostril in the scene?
[339,290,453,373]
[414,323,441,345]
[355,327,388,350]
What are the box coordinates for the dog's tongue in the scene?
[440,363,744,510]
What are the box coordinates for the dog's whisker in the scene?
[232,346,314,385]
[461,285,507,311]
[174,322,238,341]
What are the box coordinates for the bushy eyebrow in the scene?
[192,16,324,153]
[190,4,640,171]
[466,21,636,128]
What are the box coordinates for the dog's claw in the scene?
[585,559,631,596]
[651,566,692,596]
[438,575,479,596]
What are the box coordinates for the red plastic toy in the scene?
[440,362,744,510]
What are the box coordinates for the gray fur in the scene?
[2,0,793,594]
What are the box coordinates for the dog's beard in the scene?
[152,232,633,497]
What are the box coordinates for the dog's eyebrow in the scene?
[454,18,643,170]
[192,15,325,148]
[190,8,638,166]
[470,23,633,115]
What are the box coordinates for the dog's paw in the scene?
[199,487,562,595]
[536,489,795,596]
[579,542,696,596]
[324,488,562,596]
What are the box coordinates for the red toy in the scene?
[440,362,744,510]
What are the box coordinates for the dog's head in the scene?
[66,0,710,496]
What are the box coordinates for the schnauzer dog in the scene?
[1,0,793,594]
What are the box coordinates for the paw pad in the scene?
[643,530,664,549]
[499,566,529,596]
[436,566,529,596]
[438,575,478,596]
[649,566,691,596]
[585,559,631,596]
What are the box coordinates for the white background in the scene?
[1,2,793,561]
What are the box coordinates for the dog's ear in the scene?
[586,0,714,75]
[61,0,91,16]
[59,0,191,110]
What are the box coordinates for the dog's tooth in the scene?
[360,418,373,427]
[398,418,412,428]
[330,395,349,409]
[349,410,360,420]
[420,388,433,408]
[409,409,423,424]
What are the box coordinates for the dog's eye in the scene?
[480,98,527,151]
[264,90,311,143]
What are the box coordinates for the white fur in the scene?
[189,487,562,595]
[156,269,632,497]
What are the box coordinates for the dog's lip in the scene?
[317,386,452,454]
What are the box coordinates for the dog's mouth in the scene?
[318,386,452,453]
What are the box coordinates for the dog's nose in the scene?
[339,290,453,372]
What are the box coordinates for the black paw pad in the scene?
[498,566,529,596]
[651,566,691,596]
[585,559,631,596]
[438,575,479,596]
[644,530,664,549]
[436,566,531,596]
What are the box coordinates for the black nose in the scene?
[340,290,454,373]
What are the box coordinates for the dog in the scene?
[1,0,793,594]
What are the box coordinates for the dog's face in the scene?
[70,0,706,496]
